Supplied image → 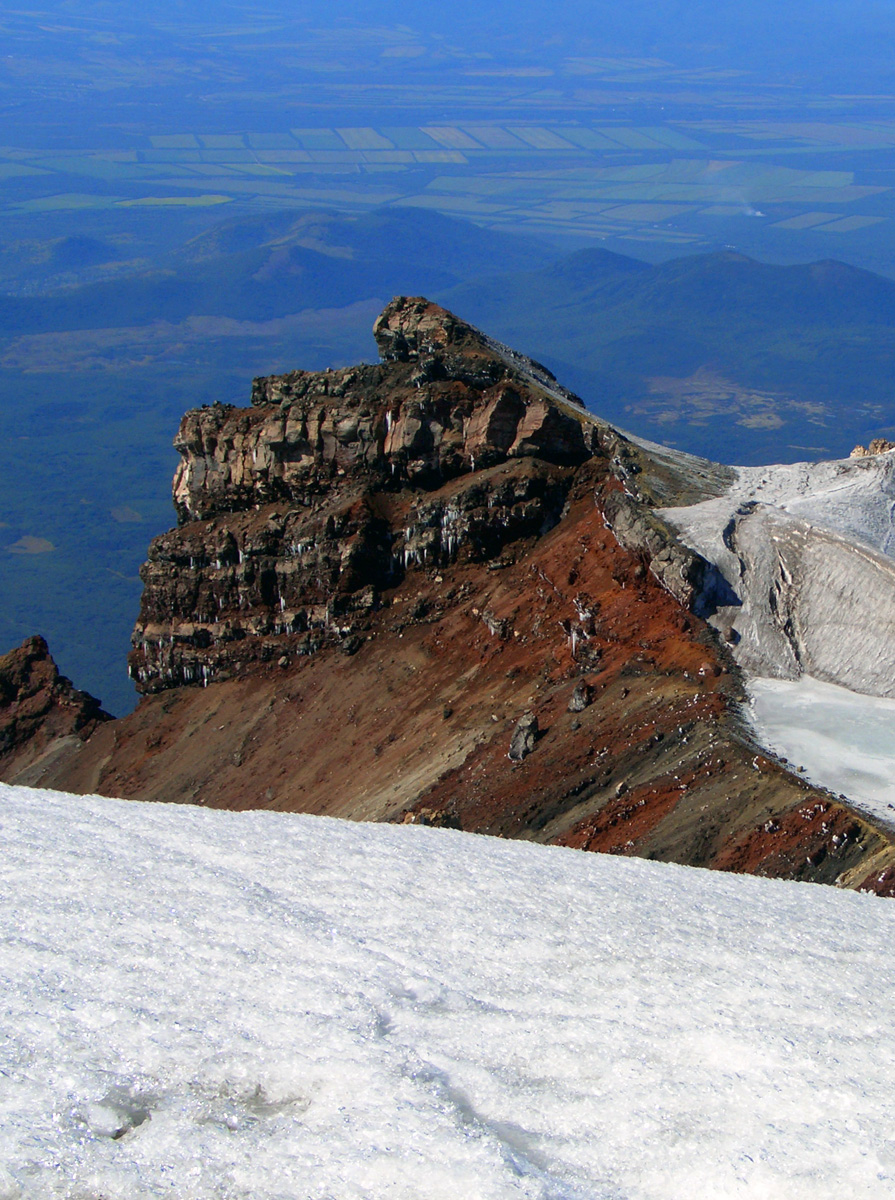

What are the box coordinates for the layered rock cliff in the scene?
[129,297,602,695]
[4,297,895,895]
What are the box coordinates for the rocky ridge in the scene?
[0,636,110,782]
[850,437,895,457]
[130,297,606,695]
[4,298,895,895]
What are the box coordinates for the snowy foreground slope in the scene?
[3,786,895,1199]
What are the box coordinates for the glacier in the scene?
[2,783,895,1199]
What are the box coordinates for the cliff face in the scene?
[130,297,598,695]
[5,297,895,895]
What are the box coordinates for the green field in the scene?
[4,109,894,247]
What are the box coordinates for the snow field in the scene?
[748,674,895,826]
[2,784,895,1199]
[663,449,895,698]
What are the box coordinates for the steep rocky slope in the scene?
[3,298,895,894]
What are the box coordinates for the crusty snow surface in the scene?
[3,785,895,1200]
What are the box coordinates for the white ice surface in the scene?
[732,454,895,554]
[3,785,895,1199]
[661,447,895,807]
[667,450,895,563]
[663,452,895,697]
[747,674,895,827]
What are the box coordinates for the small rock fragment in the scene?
[568,680,593,713]
[482,610,510,639]
[508,712,539,761]
[402,807,461,829]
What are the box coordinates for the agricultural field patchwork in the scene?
[4,117,895,252]
[6,1,895,258]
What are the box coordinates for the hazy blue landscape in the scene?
[8,0,895,711]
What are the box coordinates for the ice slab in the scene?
[747,674,895,827]
[2,784,895,1198]
[669,451,895,561]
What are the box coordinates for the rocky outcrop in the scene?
[131,298,601,695]
[850,438,895,457]
[600,488,727,616]
[131,298,736,698]
[0,637,110,781]
[171,296,593,525]
[508,712,539,761]
[7,297,895,896]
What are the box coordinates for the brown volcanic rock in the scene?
[508,712,539,761]
[19,458,894,892]
[130,297,598,695]
[6,296,895,894]
[850,438,895,457]
[170,296,592,525]
[0,636,110,781]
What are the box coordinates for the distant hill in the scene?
[439,248,895,464]
[0,207,554,335]
[49,235,116,271]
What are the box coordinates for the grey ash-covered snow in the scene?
[663,450,895,696]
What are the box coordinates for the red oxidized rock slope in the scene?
[4,298,895,893]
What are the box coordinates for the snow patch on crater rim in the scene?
[661,449,895,698]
